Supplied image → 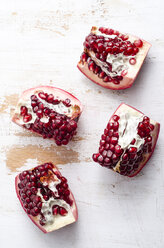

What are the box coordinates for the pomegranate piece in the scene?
[92,104,160,177]
[15,163,78,233]
[77,26,151,90]
[12,86,83,146]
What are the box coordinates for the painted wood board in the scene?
[0,0,164,247]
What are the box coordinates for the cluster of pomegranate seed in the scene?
[20,92,77,146]
[38,92,71,107]
[81,27,143,84]
[92,114,155,176]
[92,115,123,168]
[18,163,71,226]
[138,116,154,153]
[20,106,32,123]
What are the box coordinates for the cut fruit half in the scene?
[77,26,151,90]
[15,163,78,233]
[12,86,83,146]
[92,104,160,177]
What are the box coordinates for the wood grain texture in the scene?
[0,0,164,247]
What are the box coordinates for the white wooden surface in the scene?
[0,0,164,247]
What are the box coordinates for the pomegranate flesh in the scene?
[12,86,83,146]
[92,104,160,177]
[15,163,78,233]
[77,26,151,90]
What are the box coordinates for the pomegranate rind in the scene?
[77,27,151,90]
[12,86,83,140]
[93,103,160,177]
[15,163,78,233]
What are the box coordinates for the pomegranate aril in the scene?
[92,153,99,162]
[38,92,47,100]
[52,205,59,215]
[20,106,28,116]
[23,114,32,123]
[59,207,68,216]
[110,137,118,145]
[134,39,143,48]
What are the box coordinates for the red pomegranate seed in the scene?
[52,205,59,215]
[38,92,47,100]
[131,139,136,145]
[110,137,118,145]
[23,114,32,123]
[128,147,137,153]
[134,39,143,48]
[47,94,54,103]
[81,52,88,62]
[92,153,99,162]
[59,207,68,216]
[20,106,28,116]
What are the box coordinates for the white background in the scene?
[0,0,164,247]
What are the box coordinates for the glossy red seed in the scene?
[20,106,28,116]
[59,207,68,216]
[128,147,137,153]
[93,153,99,162]
[23,114,32,123]
[110,137,118,145]
[134,39,143,48]
[38,92,47,100]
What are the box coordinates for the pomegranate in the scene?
[77,26,151,90]
[15,163,78,233]
[12,86,83,146]
[92,104,160,177]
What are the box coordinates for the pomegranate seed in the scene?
[134,39,143,48]
[92,153,99,162]
[149,124,154,131]
[59,207,68,216]
[20,106,28,116]
[47,94,54,103]
[128,147,137,153]
[110,137,118,145]
[115,145,122,154]
[38,92,47,100]
[52,205,59,215]
[23,114,32,123]
[99,71,106,79]
[81,52,88,62]
[131,139,136,145]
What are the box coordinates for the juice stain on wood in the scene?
[6,144,80,172]
[0,94,19,115]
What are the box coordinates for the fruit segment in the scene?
[12,86,83,146]
[92,104,160,177]
[15,163,78,233]
[77,26,151,90]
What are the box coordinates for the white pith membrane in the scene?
[112,104,158,174]
[35,175,75,232]
[15,89,74,126]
